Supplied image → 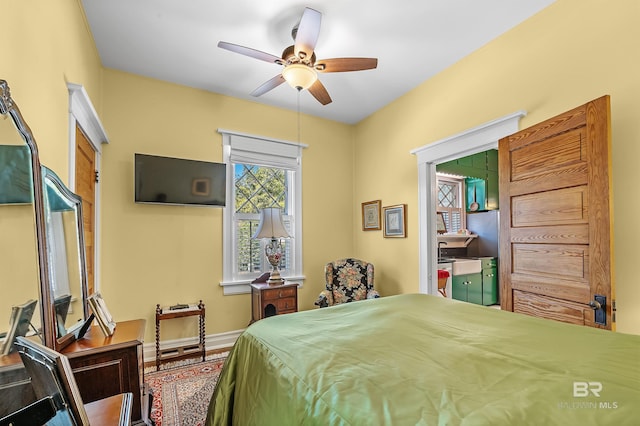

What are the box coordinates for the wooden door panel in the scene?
[75,127,96,295]
[505,104,587,150]
[512,186,588,227]
[512,243,588,281]
[513,290,587,326]
[511,127,586,181]
[510,224,589,245]
[512,275,590,303]
[500,96,613,329]
[509,163,587,196]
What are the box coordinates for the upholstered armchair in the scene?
[315,258,379,308]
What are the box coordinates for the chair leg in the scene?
[437,277,447,298]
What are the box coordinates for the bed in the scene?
[206,294,640,425]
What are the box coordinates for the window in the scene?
[219,130,306,295]
[437,175,464,233]
[234,164,292,275]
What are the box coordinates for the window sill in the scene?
[219,275,306,295]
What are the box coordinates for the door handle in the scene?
[587,295,606,326]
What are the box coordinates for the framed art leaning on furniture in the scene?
[87,293,116,336]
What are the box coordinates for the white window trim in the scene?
[410,111,526,296]
[218,129,307,295]
[436,174,465,233]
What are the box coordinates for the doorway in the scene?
[411,111,526,296]
[67,83,108,294]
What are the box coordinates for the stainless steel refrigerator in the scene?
[466,210,499,258]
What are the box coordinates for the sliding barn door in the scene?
[499,96,614,329]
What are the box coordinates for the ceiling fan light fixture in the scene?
[282,63,317,90]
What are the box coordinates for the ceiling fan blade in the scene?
[308,79,332,105]
[218,41,282,64]
[251,75,286,97]
[315,58,378,73]
[294,8,321,59]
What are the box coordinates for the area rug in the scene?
[145,354,227,426]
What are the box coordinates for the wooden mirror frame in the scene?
[0,79,54,415]
[0,80,55,348]
[0,80,90,354]
[42,167,90,350]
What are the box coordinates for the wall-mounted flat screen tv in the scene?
[134,153,226,207]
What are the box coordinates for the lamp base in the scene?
[267,269,285,286]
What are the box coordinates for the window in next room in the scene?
[437,174,465,234]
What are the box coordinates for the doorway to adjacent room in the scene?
[410,111,526,297]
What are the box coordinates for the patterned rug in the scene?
[145,355,227,426]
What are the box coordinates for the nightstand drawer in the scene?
[263,286,297,300]
[276,297,296,311]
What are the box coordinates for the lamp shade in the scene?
[282,64,317,90]
[252,208,291,239]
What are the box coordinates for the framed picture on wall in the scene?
[383,204,407,238]
[362,200,381,231]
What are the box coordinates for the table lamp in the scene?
[252,208,291,285]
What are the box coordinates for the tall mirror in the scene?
[0,79,50,415]
[42,167,90,348]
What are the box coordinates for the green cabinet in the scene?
[437,150,499,211]
[480,257,499,306]
[452,273,483,305]
[465,178,486,212]
[452,258,499,306]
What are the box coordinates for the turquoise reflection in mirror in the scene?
[0,119,41,352]
[42,167,89,344]
[0,79,50,416]
[0,146,33,204]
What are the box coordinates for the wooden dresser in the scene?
[61,319,146,423]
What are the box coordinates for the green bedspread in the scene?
[206,294,640,425]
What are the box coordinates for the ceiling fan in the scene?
[218,7,378,105]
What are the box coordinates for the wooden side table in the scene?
[155,301,205,371]
[250,282,298,323]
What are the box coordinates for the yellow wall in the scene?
[2,0,102,335]
[3,0,638,341]
[99,70,354,339]
[4,0,103,177]
[354,0,640,334]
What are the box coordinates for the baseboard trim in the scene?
[143,328,243,363]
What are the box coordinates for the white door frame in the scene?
[410,111,526,296]
[67,83,109,291]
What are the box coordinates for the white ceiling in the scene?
[81,0,555,124]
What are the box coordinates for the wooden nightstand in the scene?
[250,282,298,323]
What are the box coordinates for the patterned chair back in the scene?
[325,258,375,304]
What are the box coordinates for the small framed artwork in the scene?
[191,178,211,196]
[436,212,447,234]
[383,204,407,238]
[88,292,116,336]
[362,200,381,231]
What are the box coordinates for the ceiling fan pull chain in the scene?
[297,89,301,143]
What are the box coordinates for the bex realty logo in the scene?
[573,381,602,397]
